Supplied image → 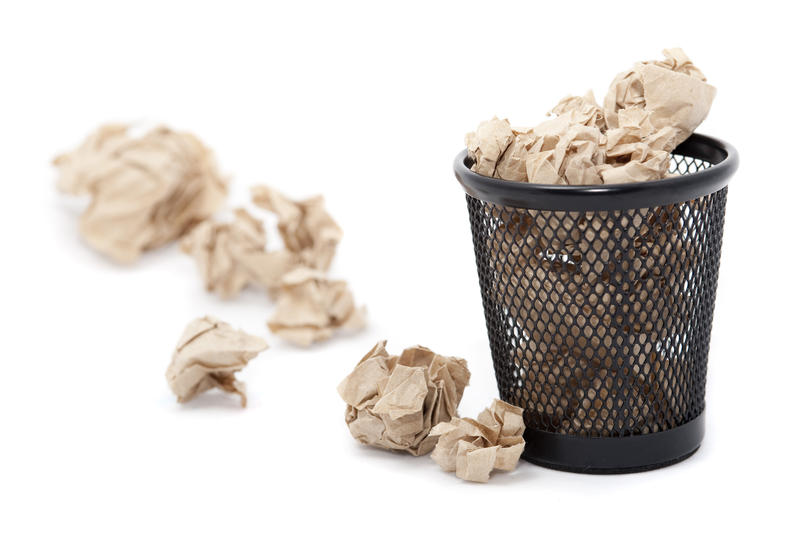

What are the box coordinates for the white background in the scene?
[2,1,798,541]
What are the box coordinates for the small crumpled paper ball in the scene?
[54,124,228,263]
[180,208,301,299]
[251,185,343,272]
[337,340,471,456]
[268,267,366,347]
[166,316,268,407]
[430,399,525,482]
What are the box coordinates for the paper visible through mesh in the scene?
[464,155,727,437]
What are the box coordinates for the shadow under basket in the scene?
[454,134,739,474]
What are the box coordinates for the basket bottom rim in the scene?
[520,411,705,474]
[523,446,700,475]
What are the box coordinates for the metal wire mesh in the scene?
[467,155,727,438]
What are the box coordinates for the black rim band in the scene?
[521,412,705,474]
[454,133,739,211]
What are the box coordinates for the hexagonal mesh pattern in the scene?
[466,155,727,437]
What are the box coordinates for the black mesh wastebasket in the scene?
[454,133,738,474]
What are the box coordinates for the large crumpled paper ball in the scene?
[54,124,228,263]
[337,340,471,456]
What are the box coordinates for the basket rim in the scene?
[454,133,738,211]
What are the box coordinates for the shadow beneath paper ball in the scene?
[173,390,246,410]
[479,463,538,485]
[348,440,538,485]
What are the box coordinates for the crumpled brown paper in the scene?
[494,127,535,182]
[337,340,471,456]
[466,48,715,185]
[549,90,607,130]
[166,316,268,407]
[430,399,525,483]
[604,47,715,139]
[180,209,300,298]
[251,185,343,271]
[267,267,366,347]
[601,107,674,183]
[54,124,228,263]
[465,117,515,178]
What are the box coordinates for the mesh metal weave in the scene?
[467,155,727,437]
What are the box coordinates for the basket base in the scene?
[521,411,705,474]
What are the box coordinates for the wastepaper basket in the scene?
[454,133,738,473]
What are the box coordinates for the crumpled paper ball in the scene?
[180,209,300,299]
[604,47,715,139]
[166,316,268,407]
[251,185,343,272]
[430,399,525,483]
[337,340,471,456]
[465,116,515,178]
[267,267,366,347]
[54,124,228,263]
